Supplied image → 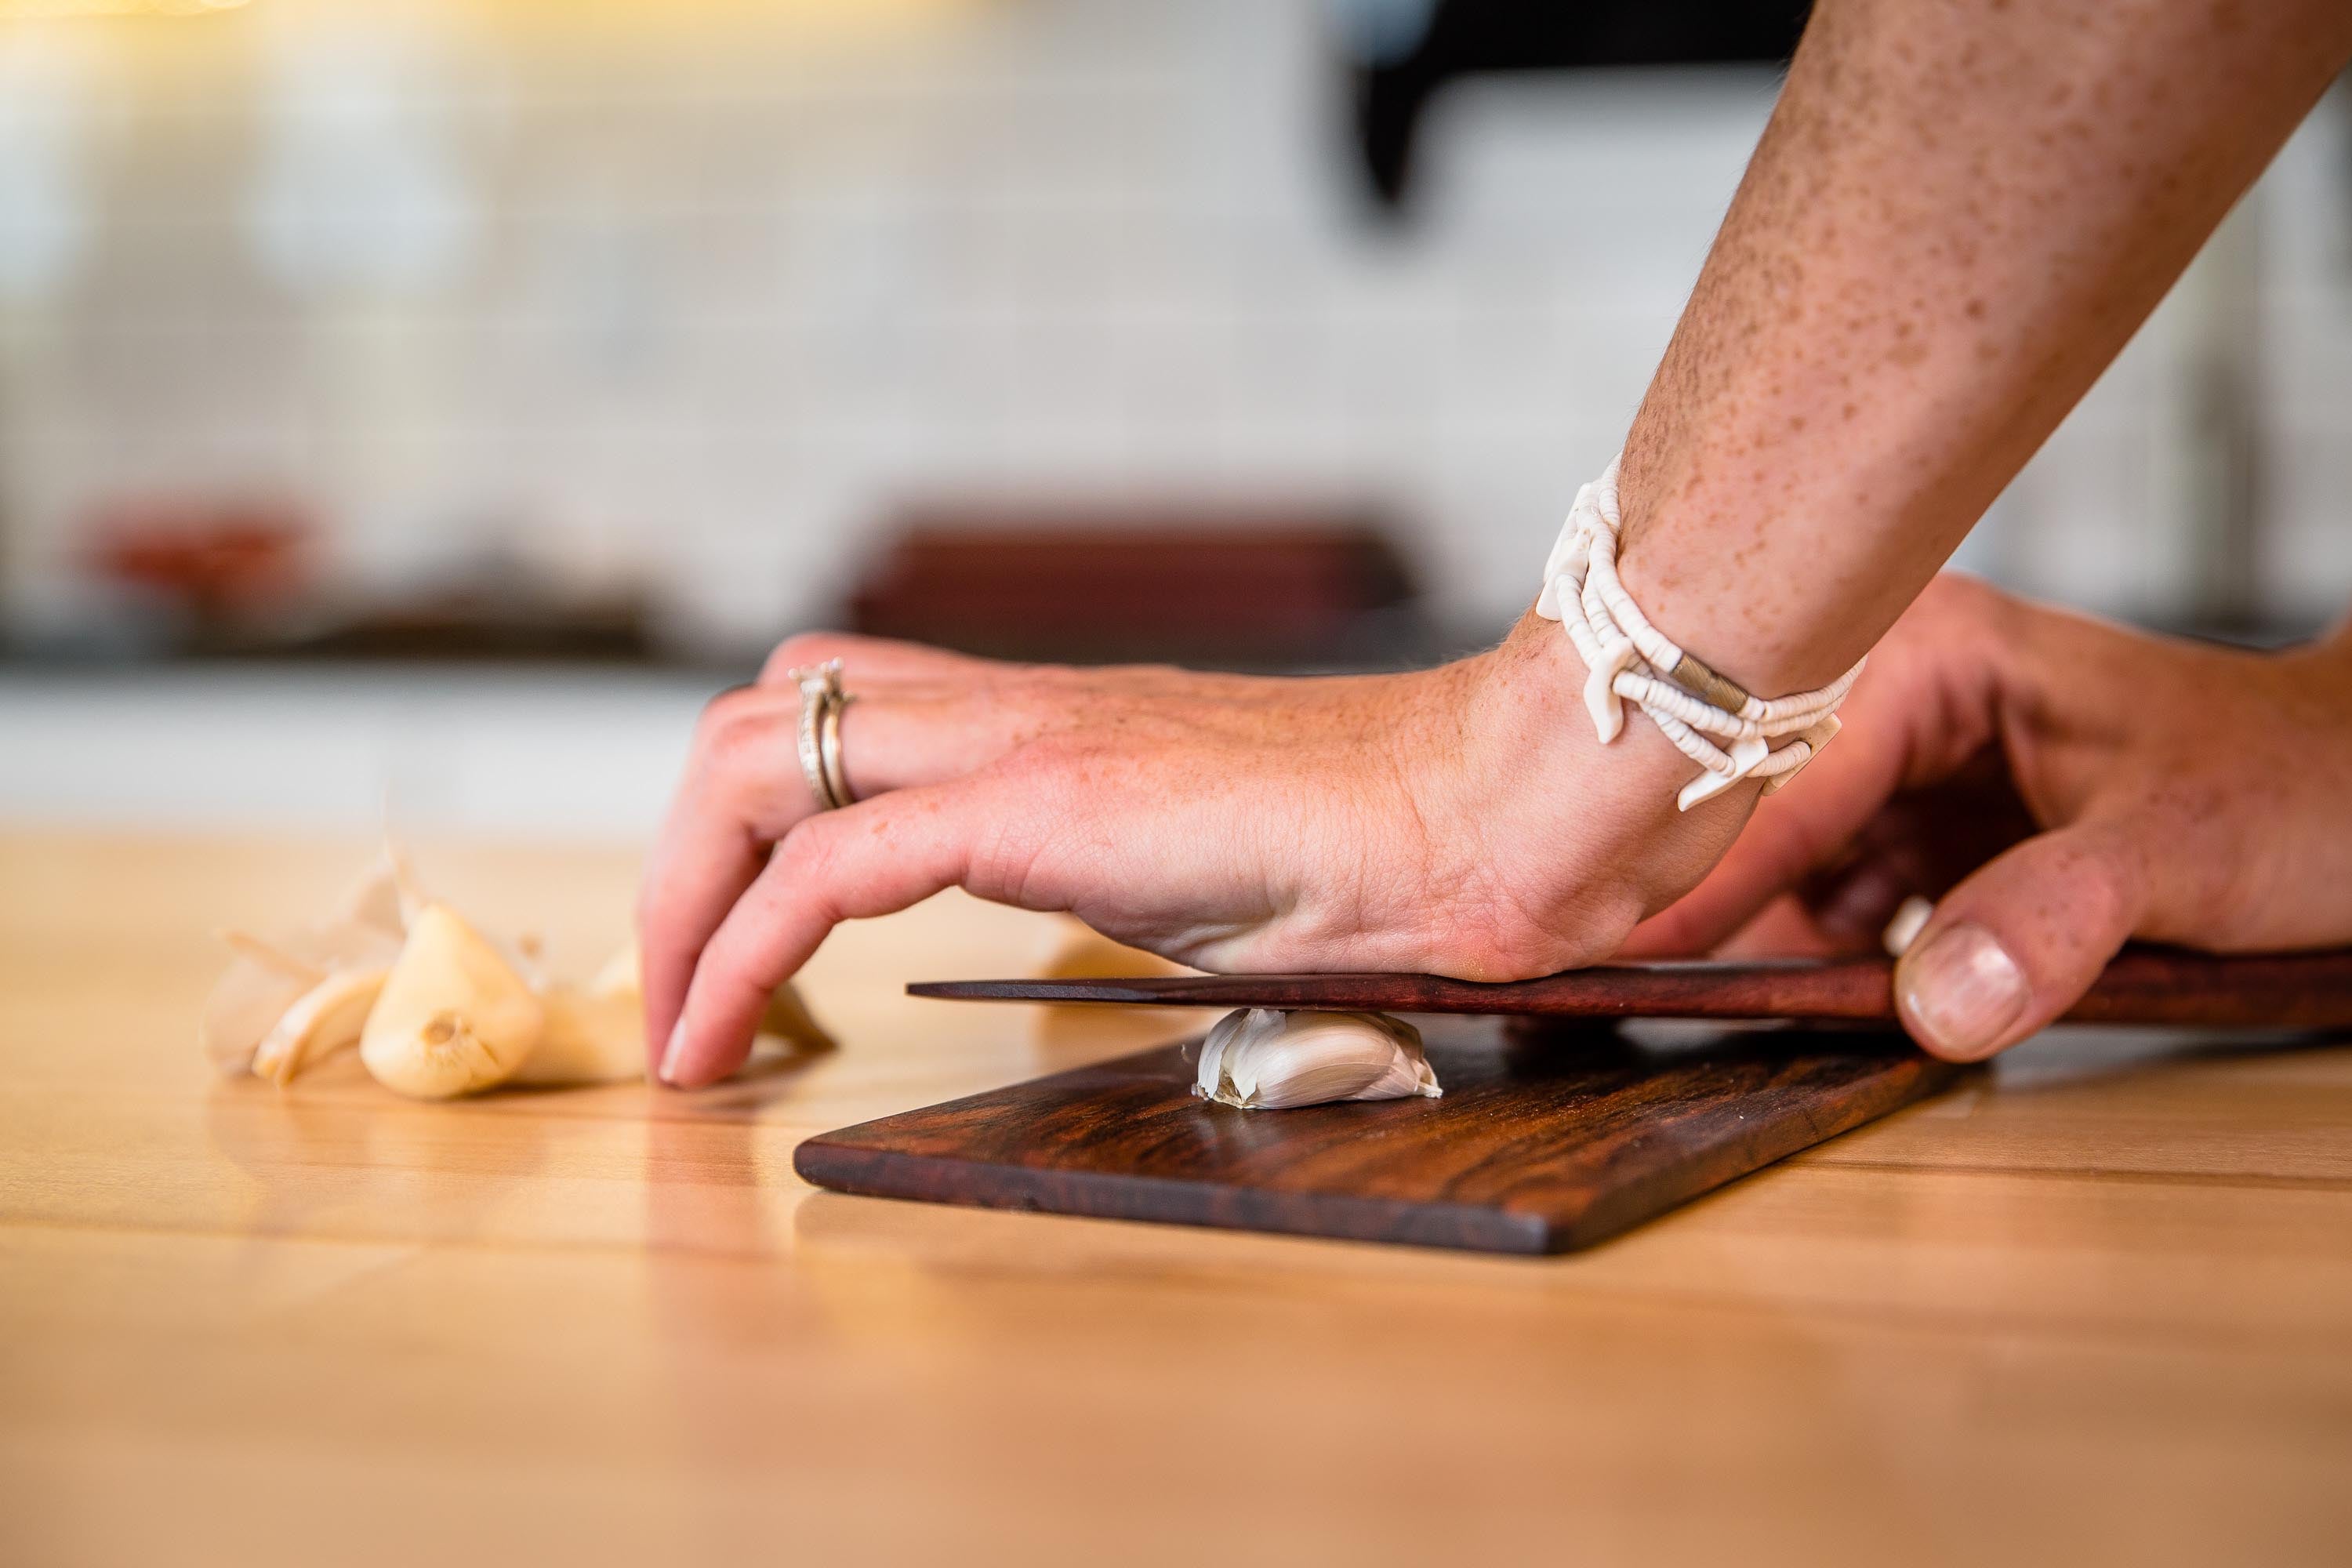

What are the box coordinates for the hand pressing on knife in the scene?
[638,0,2352,1085]
[1624,575,2352,1061]
[636,623,1762,1087]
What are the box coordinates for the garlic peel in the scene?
[1193,1009,1440,1110]
[336,844,419,943]
[201,956,318,1075]
[218,929,326,982]
[201,920,401,1075]
[251,966,389,1086]
[586,942,640,1000]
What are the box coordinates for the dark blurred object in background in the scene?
[75,495,652,665]
[279,548,655,664]
[81,492,318,655]
[849,507,1434,672]
[1339,0,1812,209]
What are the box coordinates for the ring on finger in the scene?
[790,659,858,811]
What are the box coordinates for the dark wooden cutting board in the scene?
[794,1022,1969,1255]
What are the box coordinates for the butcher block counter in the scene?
[2,831,2349,1566]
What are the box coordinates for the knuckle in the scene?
[1913,572,1979,615]
[965,801,1049,907]
[695,682,760,737]
[999,729,1090,782]
[691,686,780,774]
[2070,826,2146,933]
[775,814,848,893]
[1916,572,2016,647]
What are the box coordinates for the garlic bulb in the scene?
[201,848,829,1096]
[1192,1008,1441,1110]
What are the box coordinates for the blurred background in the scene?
[2,0,2350,838]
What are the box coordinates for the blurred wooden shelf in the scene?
[848,506,1437,668]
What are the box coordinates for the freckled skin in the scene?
[637,1,2352,1083]
[1611,0,2352,693]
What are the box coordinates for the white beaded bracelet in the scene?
[1534,454,1864,811]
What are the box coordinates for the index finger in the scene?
[660,776,1025,1087]
[637,685,817,1069]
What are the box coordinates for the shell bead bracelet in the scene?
[1534,455,1865,811]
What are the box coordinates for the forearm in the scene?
[1602,0,2352,694]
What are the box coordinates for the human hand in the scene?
[638,623,1760,1087]
[1626,576,2352,1058]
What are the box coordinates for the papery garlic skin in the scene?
[1193,1009,1441,1110]
[201,948,321,1076]
[200,853,409,1076]
[250,967,390,1086]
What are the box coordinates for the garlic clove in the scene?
[510,941,834,1086]
[360,903,546,1100]
[250,967,390,1087]
[1193,1009,1442,1110]
[1194,1007,1243,1098]
[592,938,833,1056]
[511,985,644,1086]
[757,979,836,1056]
[586,942,639,1000]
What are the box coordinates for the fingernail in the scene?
[658,1016,689,1086]
[1898,922,2028,1059]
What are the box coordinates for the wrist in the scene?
[1610,524,1863,699]
[1470,613,1722,815]
[1606,447,1916,699]
[1412,622,1764,959]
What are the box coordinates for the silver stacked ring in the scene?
[789,659,857,811]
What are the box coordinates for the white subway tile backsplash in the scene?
[4,0,2350,648]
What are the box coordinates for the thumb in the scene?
[1894,818,2149,1061]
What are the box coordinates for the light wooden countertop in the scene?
[3,831,2349,1566]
